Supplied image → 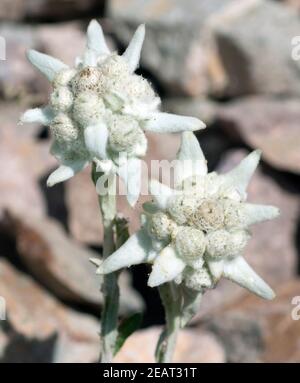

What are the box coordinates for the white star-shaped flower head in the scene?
[98,132,279,301]
[20,20,205,206]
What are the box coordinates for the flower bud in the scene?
[167,195,197,225]
[73,91,106,126]
[147,212,176,241]
[50,87,73,112]
[108,115,145,154]
[175,226,206,262]
[206,229,250,259]
[191,199,224,232]
[222,200,243,228]
[50,113,79,143]
[53,68,76,87]
[184,266,213,291]
[99,54,130,79]
[71,66,102,94]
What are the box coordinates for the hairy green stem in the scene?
[156,282,181,363]
[92,166,119,363]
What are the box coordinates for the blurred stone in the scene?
[0,259,100,363]
[206,313,263,362]
[217,97,300,174]
[211,0,300,97]
[0,24,49,100]
[283,0,300,10]
[0,0,25,21]
[114,326,225,363]
[0,211,143,314]
[108,0,235,96]
[0,103,52,219]
[35,22,116,67]
[208,279,300,362]
[65,166,103,245]
[24,0,104,21]
[197,148,299,317]
[35,22,86,67]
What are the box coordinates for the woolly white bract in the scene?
[20,20,205,206]
[99,132,279,302]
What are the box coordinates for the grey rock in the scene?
[0,103,51,219]
[0,0,25,21]
[0,260,100,363]
[114,326,226,363]
[211,0,300,97]
[206,313,263,363]
[0,24,48,100]
[207,279,300,362]
[108,0,235,96]
[217,97,300,174]
[0,211,144,315]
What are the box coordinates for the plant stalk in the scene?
[92,166,119,363]
[156,282,181,363]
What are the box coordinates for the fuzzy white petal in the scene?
[240,203,280,226]
[117,158,142,207]
[148,245,186,287]
[223,256,275,300]
[222,150,261,197]
[206,259,224,281]
[84,123,108,160]
[98,229,156,274]
[175,132,207,186]
[19,106,54,126]
[83,49,98,67]
[149,179,175,210]
[181,287,202,327]
[27,49,68,81]
[144,112,206,133]
[123,24,145,73]
[87,19,110,56]
[47,161,87,187]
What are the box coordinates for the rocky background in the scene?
[0,0,300,363]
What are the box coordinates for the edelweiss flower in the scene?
[98,132,279,300]
[20,20,205,205]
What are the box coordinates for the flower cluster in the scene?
[98,132,279,301]
[20,21,205,205]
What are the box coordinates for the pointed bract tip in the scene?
[138,23,146,34]
[254,148,262,157]
[86,18,110,56]
[240,203,280,227]
[88,19,99,29]
[89,257,102,268]
[147,246,186,287]
[26,49,68,81]
[123,23,146,72]
[197,119,206,130]
[223,257,276,300]
[266,288,276,301]
[96,267,105,275]
[46,178,54,188]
